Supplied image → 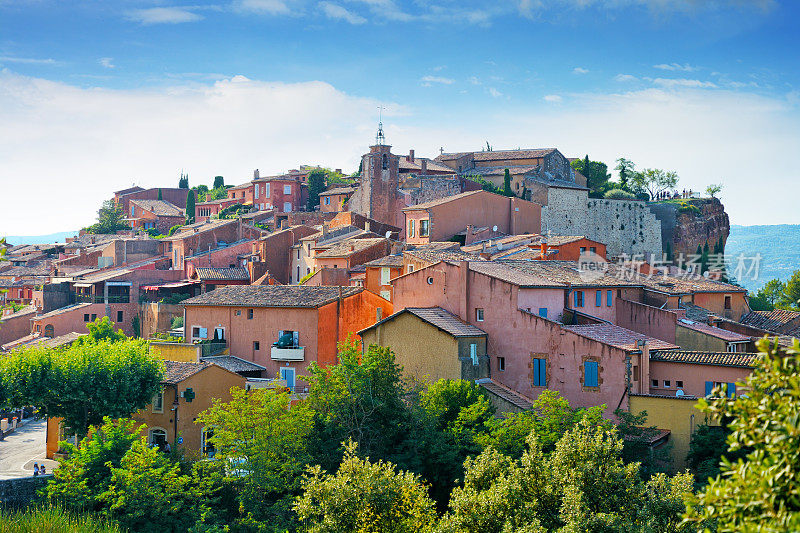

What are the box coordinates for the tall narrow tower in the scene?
[348,120,401,228]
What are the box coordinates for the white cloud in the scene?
[0,56,58,65]
[98,57,115,69]
[488,87,502,98]
[126,7,203,24]
[421,75,455,86]
[543,94,563,103]
[654,62,699,72]
[469,76,481,85]
[614,74,637,82]
[232,0,296,15]
[319,2,366,23]
[652,78,717,88]
[573,67,589,74]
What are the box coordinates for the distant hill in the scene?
[726,224,800,292]
[4,231,80,246]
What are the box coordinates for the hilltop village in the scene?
[1,132,796,475]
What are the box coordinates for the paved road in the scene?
[0,418,58,479]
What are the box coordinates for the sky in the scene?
[1,0,798,235]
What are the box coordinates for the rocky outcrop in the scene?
[648,198,730,260]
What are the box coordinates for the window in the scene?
[724,295,732,309]
[148,428,167,448]
[580,247,586,254]
[727,343,738,352]
[382,153,388,169]
[607,290,613,307]
[280,367,296,391]
[277,330,299,348]
[470,343,478,366]
[283,184,291,194]
[652,379,659,387]
[538,308,548,318]
[264,183,270,196]
[532,358,546,386]
[91,314,97,321]
[427,276,434,285]
[407,265,414,273]
[380,267,391,285]
[633,365,639,381]
[380,290,391,300]
[408,220,415,238]
[235,310,241,316]
[283,202,292,213]
[664,380,671,388]
[247,308,254,320]
[590,246,596,254]
[253,341,260,351]
[676,380,684,388]
[584,361,599,388]
[498,357,505,371]
[213,327,225,341]
[573,290,584,308]
[324,196,330,205]
[255,185,259,199]
[475,308,484,322]
[201,427,215,458]
[596,290,602,307]
[116,311,123,322]
[419,219,430,237]
[44,324,54,337]
[84,313,90,322]
[152,390,164,413]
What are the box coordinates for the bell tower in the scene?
[349,118,401,228]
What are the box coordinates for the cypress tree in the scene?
[186,190,196,224]
[157,188,162,200]
[583,155,591,190]
[503,168,513,197]
[213,176,224,189]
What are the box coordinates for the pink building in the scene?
[252,177,304,213]
[196,198,242,223]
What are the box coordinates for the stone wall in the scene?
[0,475,51,507]
[541,189,663,258]
[140,302,183,339]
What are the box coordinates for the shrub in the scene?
[604,188,636,200]
[0,506,123,533]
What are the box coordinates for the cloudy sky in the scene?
[1,0,798,235]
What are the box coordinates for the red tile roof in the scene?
[562,323,679,352]
[677,319,752,342]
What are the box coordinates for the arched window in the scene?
[382,153,388,170]
[43,324,54,337]
[148,427,168,449]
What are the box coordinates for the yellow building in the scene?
[628,393,718,472]
[359,306,488,382]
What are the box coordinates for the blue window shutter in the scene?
[533,359,540,385]
[585,361,598,387]
[727,383,736,398]
[539,359,546,386]
[607,290,613,306]
[596,290,602,307]
[573,291,578,307]
[539,307,548,318]
[705,381,713,396]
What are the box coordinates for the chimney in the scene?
[421,160,427,173]
[408,149,415,163]
[322,223,329,238]
[350,243,355,252]
[254,169,260,179]
[364,220,371,233]
[540,239,547,259]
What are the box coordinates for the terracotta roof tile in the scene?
[363,255,404,268]
[437,148,556,162]
[476,379,534,410]
[319,187,356,196]
[406,307,487,337]
[739,310,800,334]
[649,350,756,368]
[469,260,639,288]
[193,267,250,281]
[163,360,211,384]
[677,319,752,342]
[315,238,388,258]
[183,284,362,308]
[200,355,266,373]
[129,200,184,217]
[562,323,679,351]
[403,190,486,211]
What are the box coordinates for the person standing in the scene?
[33,463,39,476]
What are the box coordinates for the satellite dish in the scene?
[385,230,392,238]
[492,225,498,232]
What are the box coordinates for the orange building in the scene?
[363,255,403,302]
[319,187,356,213]
[182,285,392,391]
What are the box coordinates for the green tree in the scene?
[604,188,636,200]
[614,408,672,477]
[100,437,199,532]
[197,386,313,530]
[206,186,228,201]
[167,224,182,236]
[778,269,800,309]
[686,423,748,485]
[706,183,723,198]
[84,200,129,234]
[76,316,125,344]
[760,278,786,306]
[213,175,224,189]
[685,338,800,530]
[636,168,680,200]
[45,417,142,512]
[615,157,635,189]
[185,190,195,224]
[571,155,611,197]
[178,172,189,189]
[307,169,326,210]
[502,168,513,197]
[294,440,437,533]
[0,340,163,438]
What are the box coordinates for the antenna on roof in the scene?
[376,105,386,145]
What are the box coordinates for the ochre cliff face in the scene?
[649,198,731,259]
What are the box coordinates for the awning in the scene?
[142,280,200,291]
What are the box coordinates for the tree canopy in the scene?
[0,339,163,437]
[306,169,326,210]
[83,200,129,234]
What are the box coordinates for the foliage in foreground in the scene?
[0,506,122,533]
[684,337,800,531]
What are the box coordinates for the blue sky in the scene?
[1,0,798,234]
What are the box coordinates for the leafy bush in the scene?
[604,188,636,200]
[167,225,182,237]
[0,506,122,533]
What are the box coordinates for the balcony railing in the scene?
[271,345,305,362]
[75,294,130,304]
[200,341,227,357]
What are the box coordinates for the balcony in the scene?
[271,346,305,362]
[75,294,130,304]
[200,341,227,357]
